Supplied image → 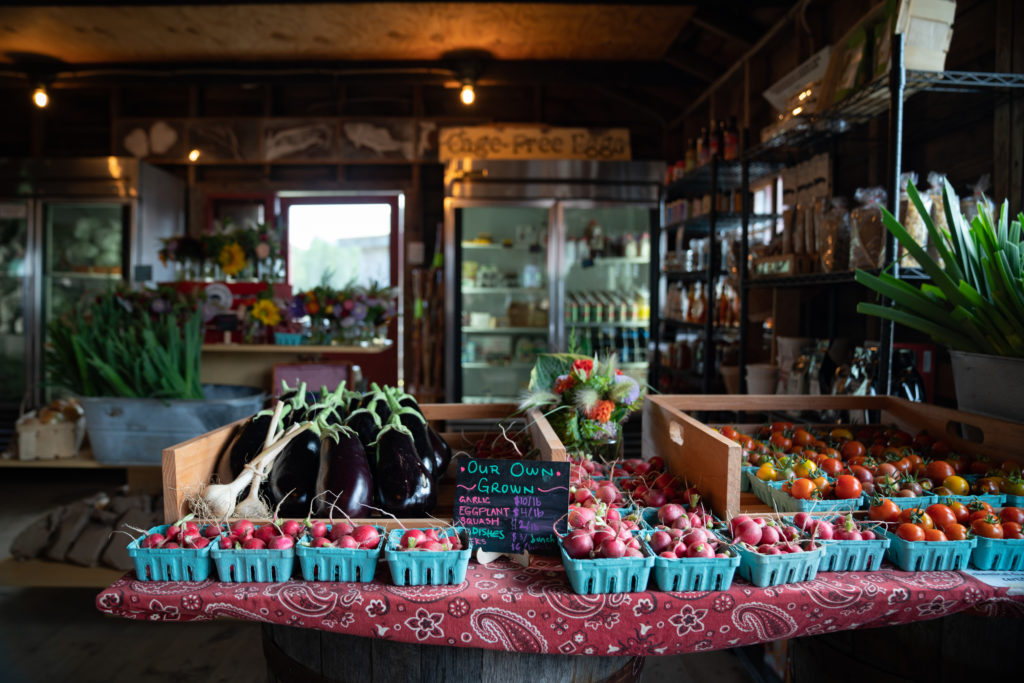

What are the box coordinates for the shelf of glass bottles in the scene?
[661,277,740,333]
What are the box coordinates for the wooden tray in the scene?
[162,404,563,526]
[643,395,1024,520]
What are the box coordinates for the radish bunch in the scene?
[569,478,625,508]
[304,522,382,550]
[560,511,645,560]
[727,515,817,555]
[139,515,211,550]
[216,519,300,551]
[791,512,878,541]
[645,525,730,559]
[393,527,463,552]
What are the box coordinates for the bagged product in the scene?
[898,172,931,268]
[926,172,953,268]
[819,198,850,272]
[961,173,992,223]
[849,187,887,269]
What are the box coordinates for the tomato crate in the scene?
[210,544,295,582]
[384,528,471,586]
[766,481,863,514]
[936,493,1006,508]
[638,532,739,591]
[971,536,1024,571]
[740,466,757,492]
[558,533,654,594]
[126,524,214,582]
[162,403,564,528]
[734,543,825,588]
[296,525,385,582]
[883,529,977,571]
[881,494,939,510]
[818,536,891,572]
[1005,494,1024,508]
[645,395,1024,519]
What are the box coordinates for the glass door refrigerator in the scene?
[444,160,663,403]
[0,159,184,412]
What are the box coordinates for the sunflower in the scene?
[218,242,246,276]
[251,299,281,326]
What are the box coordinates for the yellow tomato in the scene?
[830,428,854,441]
[793,459,817,478]
[942,475,969,495]
[757,463,777,481]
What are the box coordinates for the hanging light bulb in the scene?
[460,82,475,106]
[32,86,48,108]
[188,149,201,162]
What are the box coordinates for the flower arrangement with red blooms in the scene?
[522,354,644,455]
[291,279,398,345]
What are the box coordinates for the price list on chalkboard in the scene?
[452,457,570,555]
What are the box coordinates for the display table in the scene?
[96,555,1024,658]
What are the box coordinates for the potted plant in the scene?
[46,285,264,465]
[855,180,1024,421]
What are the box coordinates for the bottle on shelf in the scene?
[723,116,739,161]
[684,139,697,173]
[696,127,709,166]
[708,121,721,159]
[586,220,605,258]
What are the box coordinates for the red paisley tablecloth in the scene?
[95,558,1024,656]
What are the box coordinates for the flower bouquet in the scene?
[290,279,398,346]
[521,354,644,462]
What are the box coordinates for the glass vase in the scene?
[586,432,624,464]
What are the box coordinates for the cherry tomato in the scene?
[842,440,866,460]
[999,507,1024,526]
[949,501,970,524]
[896,523,926,542]
[942,475,969,495]
[925,460,955,485]
[770,421,793,433]
[830,428,853,441]
[851,465,874,484]
[946,454,967,474]
[1000,460,1022,475]
[1002,475,1024,496]
[942,523,968,541]
[898,508,934,530]
[819,457,843,477]
[869,498,901,523]
[968,457,992,476]
[972,515,1004,539]
[720,425,738,440]
[792,428,813,448]
[1003,522,1023,539]
[973,477,1002,496]
[793,459,817,478]
[894,457,913,475]
[812,476,830,492]
[769,432,793,452]
[969,509,994,525]
[924,529,948,542]
[756,463,777,481]
[790,478,816,500]
[875,463,900,480]
[967,500,994,515]
[834,474,863,500]
[925,503,957,529]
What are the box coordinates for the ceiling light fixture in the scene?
[188,149,201,162]
[460,82,475,106]
[32,85,48,108]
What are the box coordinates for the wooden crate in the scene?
[643,394,1024,520]
[162,404,564,525]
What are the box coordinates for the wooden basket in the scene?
[162,404,564,526]
[643,395,1024,520]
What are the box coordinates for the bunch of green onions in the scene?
[856,180,1024,357]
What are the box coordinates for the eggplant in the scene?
[346,408,382,454]
[315,428,374,518]
[428,425,453,475]
[365,384,392,425]
[373,420,436,515]
[396,407,436,479]
[266,430,321,517]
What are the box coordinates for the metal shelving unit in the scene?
[739,34,1024,394]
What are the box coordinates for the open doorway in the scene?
[280,195,402,385]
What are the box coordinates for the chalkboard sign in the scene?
[452,457,570,555]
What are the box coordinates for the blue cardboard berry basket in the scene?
[297,525,385,582]
[127,524,214,582]
[817,532,891,572]
[768,484,863,514]
[875,493,939,510]
[937,493,1006,508]
[883,529,977,571]
[639,532,739,591]
[210,538,296,582]
[384,528,471,586]
[558,532,654,594]
[734,543,824,587]
[971,536,1024,571]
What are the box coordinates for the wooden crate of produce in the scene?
[643,394,1024,520]
[162,404,563,525]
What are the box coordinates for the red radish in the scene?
[757,544,781,555]
[351,525,381,549]
[185,536,210,550]
[793,512,813,531]
[648,530,672,554]
[671,516,691,531]
[649,456,665,470]
[779,542,803,553]
[659,551,677,559]
[805,541,819,551]
[329,522,355,541]
[203,525,223,539]
[643,489,667,508]
[625,536,640,550]
[734,520,763,546]
[834,528,862,541]
[164,524,181,542]
[568,506,596,529]
[632,462,651,475]
[751,517,766,528]
[658,504,685,526]
[686,542,714,559]
[666,527,684,539]
[782,526,801,542]
[308,521,328,538]
[218,535,237,550]
[563,529,595,559]
[180,531,201,547]
[596,484,618,505]
[420,541,447,551]
[182,521,200,535]
[400,529,426,549]
[269,535,295,550]
[592,527,616,549]
[624,548,644,558]
[759,525,781,545]
[605,507,621,522]
[422,529,439,543]
[243,538,267,550]
[255,525,280,544]
[860,529,876,541]
[280,520,303,538]
[682,529,707,547]
[810,520,834,540]
[599,538,626,559]
[231,519,255,538]
[312,537,334,548]
[729,515,752,535]
[162,542,180,549]
[573,488,593,504]
[715,552,730,558]
[141,533,165,549]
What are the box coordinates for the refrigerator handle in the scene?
[549,203,565,352]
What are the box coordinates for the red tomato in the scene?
[943,523,968,541]
[769,432,793,452]
[896,523,926,542]
[1003,522,1024,539]
[949,501,970,524]
[819,457,843,477]
[1001,460,1022,475]
[925,504,957,529]
[869,498,901,523]
[834,474,863,500]
[792,428,813,448]
[875,462,900,480]
[790,478,816,500]
[842,440,866,460]
[898,508,934,530]
[770,421,793,433]
[720,425,738,440]
[851,465,874,484]
[924,460,955,485]
[999,507,1024,526]
[924,529,948,542]
[972,515,1004,539]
